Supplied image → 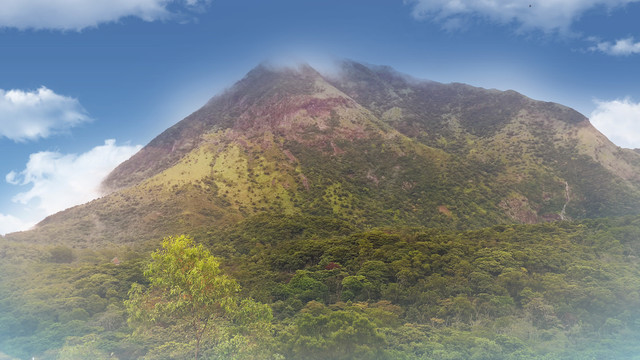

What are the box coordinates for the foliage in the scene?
[7,63,640,359]
[5,217,640,358]
[47,246,75,264]
[125,235,273,360]
[229,215,640,359]
[278,301,388,360]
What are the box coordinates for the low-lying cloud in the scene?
[2,139,141,234]
[590,98,640,148]
[0,0,211,31]
[407,0,639,34]
[0,87,91,142]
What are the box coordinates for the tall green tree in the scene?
[125,235,272,360]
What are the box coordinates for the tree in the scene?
[125,235,272,360]
[48,245,75,263]
[279,301,387,360]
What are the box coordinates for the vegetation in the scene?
[126,235,272,360]
[4,62,640,359]
[10,62,640,247]
[3,215,640,359]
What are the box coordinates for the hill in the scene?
[3,61,640,359]
[7,61,640,246]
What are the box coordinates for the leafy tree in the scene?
[279,301,387,360]
[286,270,328,303]
[56,334,113,360]
[48,245,75,263]
[125,235,272,360]
[341,275,372,301]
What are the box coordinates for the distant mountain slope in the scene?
[8,61,640,246]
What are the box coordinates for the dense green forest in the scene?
[2,214,640,359]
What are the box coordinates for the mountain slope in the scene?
[7,61,640,246]
[6,61,640,360]
[327,61,640,221]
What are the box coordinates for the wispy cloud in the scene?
[3,139,141,234]
[590,98,640,148]
[588,37,640,55]
[0,0,211,31]
[0,213,35,236]
[407,0,639,34]
[0,87,91,142]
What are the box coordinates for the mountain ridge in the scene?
[7,60,640,246]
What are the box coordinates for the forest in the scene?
[2,213,640,359]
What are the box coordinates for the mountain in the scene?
[7,60,640,246]
[6,61,640,359]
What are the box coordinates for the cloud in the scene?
[590,98,640,148]
[589,37,640,55]
[0,87,91,142]
[4,139,141,233]
[0,0,211,31]
[0,213,36,236]
[407,0,639,33]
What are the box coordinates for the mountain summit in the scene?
[9,61,640,246]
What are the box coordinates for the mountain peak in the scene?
[101,62,328,192]
[102,62,387,193]
[97,59,640,225]
[11,60,640,246]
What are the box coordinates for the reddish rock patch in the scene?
[438,205,452,217]
[499,196,538,224]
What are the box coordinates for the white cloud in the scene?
[0,213,36,236]
[590,98,640,148]
[0,0,211,31]
[3,139,141,234]
[407,0,639,33]
[0,87,91,142]
[589,37,640,55]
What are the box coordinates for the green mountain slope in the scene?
[327,61,640,221]
[4,61,640,359]
[8,61,640,246]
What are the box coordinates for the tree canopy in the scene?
[125,235,272,360]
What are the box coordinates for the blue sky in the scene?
[1,0,640,234]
